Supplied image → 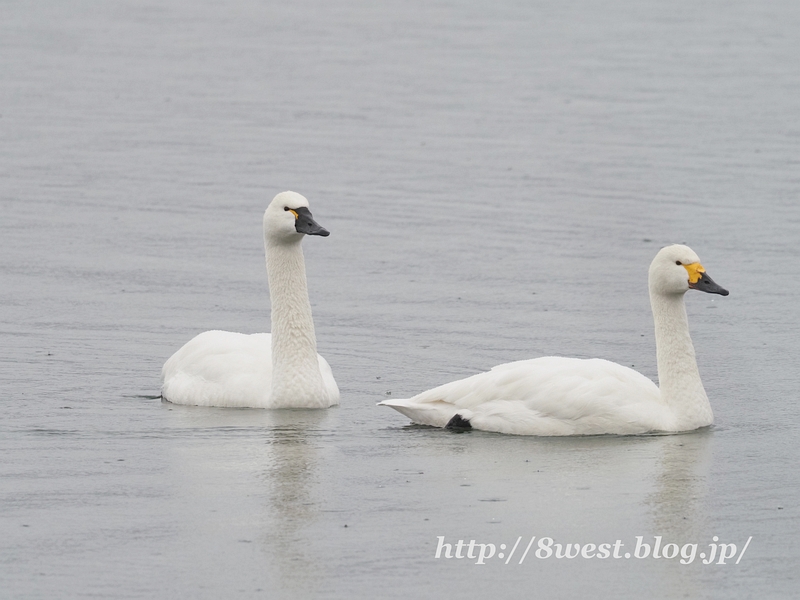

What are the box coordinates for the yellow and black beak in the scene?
[290,207,330,237]
[684,263,729,296]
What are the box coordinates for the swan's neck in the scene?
[651,291,713,430]
[265,237,325,406]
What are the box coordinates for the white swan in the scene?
[161,191,340,409]
[379,244,728,435]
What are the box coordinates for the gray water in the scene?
[2,0,799,598]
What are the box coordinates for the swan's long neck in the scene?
[265,237,326,407]
[650,291,713,430]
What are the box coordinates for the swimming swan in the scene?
[379,244,728,435]
[161,191,340,409]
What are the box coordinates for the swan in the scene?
[379,244,728,435]
[161,191,340,409]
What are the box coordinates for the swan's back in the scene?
[162,330,338,408]
[381,356,668,435]
[161,331,274,407]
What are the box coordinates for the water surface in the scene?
[1,0,799,598]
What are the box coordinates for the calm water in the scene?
[2,0,799,598]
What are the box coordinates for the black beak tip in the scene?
[689,273,729,297]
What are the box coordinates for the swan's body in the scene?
[161,191,339,409]
[380,245,728,435]
[161,331,338,408]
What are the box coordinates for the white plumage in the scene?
[161,191,340,409]
[379,244,728,435]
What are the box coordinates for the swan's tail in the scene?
[378,398,458,428]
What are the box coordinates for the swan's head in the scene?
[264,191,330,242]
[648,244,729,297]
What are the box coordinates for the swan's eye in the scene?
[284,206,289,211]
[676,261,682,265]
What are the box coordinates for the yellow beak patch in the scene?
[289,209,299,219]
[683,262,705,284]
